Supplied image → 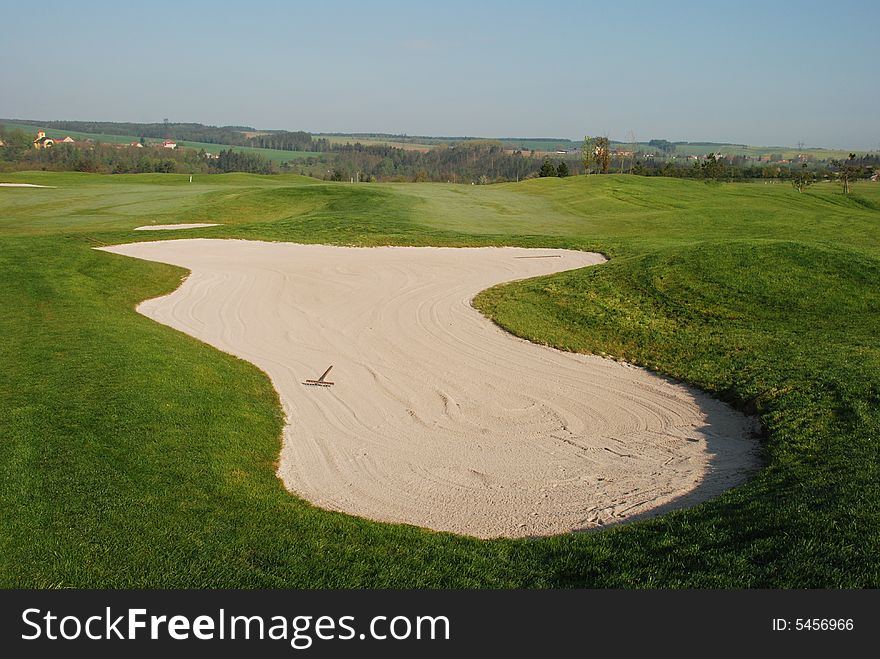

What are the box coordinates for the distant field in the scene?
[320,134,435,152]
[2,121,322,164]
[174,141,318,163]
[318,134,580,153]
[1,171,879,588]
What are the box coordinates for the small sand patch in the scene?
[99,239,761,538]
[134,223,221,231]
[0,183,55,188]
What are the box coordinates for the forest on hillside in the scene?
[2,124,876,184]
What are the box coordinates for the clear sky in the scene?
[2,0,877,149]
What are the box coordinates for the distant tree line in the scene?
[648,139,676,154]
[248,131,332,152]
[297,140,584,183]
[213,149,275,174]
[3,124,875,188]
[630,152,877,185]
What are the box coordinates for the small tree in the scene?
[594,136,611,174]
[831,153,861,194]
[556,161,570,177]
[791,163,814,193]
[581,136,595,173]
[539,158,557,177]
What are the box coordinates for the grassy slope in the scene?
[1,172,878,587]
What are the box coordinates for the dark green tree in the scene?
[702,153,726,181]
[539,158,557,177]
[556,161,570,177]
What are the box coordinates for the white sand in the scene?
[133,223,221,231]
[99,239,760,538]
[0,183,55,188]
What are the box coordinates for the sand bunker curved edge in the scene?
[133,223,221,231]
[98,239,761,538]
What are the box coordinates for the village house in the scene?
[33,130,75,149]
[162,140,177,149]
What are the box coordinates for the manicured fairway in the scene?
[1,171,878,587]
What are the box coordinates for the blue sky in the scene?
[1,0,877,149]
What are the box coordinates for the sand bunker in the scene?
[99,239,759,538]
[0,183,54,188]
[133,223,221,231]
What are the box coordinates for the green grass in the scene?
[174,141,317,163]
[1,171,879,587]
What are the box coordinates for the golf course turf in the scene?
[1,171,878,587]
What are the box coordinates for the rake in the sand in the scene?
[303,365,335,387]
